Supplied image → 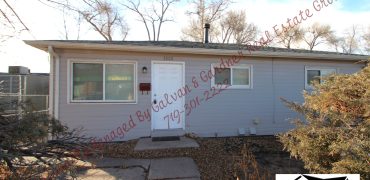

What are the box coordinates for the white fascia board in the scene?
[25,40,369,62]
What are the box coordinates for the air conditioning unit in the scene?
[8,66,30,75]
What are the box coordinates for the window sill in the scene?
[227,86,252,90]
[212,84,252,89]
[69,101,137,104]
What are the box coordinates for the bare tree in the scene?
[0,0,30,42]
[363,26,370,54]
[275,26,304,49]
[327,34,343,53]
[329,25,362,54]
[303,22,334,51]
[41,0,129,41]
[340,25,360,54]
[61,8,69,40]
[217,10,257,44]
[122,0,179,41]
[182,0,232,42]
[58,6,84,40]
[80,0,129,41]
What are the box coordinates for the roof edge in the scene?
[24,40,369,62]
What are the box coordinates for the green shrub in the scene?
[279,63,370,179]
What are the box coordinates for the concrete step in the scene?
[152,136,180,142]
[151,129,185,138]
[134,137,199,151]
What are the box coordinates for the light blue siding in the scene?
[56,49,364,141]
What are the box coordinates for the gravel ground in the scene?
[99,135,307,180]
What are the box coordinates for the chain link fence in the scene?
[0,75,49,115]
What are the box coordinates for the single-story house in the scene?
[25,40,368,142]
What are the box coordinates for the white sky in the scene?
[0,0,369,73]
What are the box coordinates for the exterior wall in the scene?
[55,49,364,141]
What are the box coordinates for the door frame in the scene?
[151,61,186,131]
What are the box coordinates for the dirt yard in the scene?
[99,135,307,180]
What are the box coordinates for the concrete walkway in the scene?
[74,157,200,180]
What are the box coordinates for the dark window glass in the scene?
[214,68,231,85]
[73,63,103,100]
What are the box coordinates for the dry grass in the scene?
[233,144,272,180]
[99,136,306,180]
[1,136,306,179]
[0,159,78,179]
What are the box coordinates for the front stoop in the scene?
[148,157,201,180]
[134,137,199,151]
[151,129,185,138]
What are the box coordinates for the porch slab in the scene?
[134,137,199,151]
[148,157,201,180]
[151,129,185,137]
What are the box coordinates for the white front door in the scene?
[152,61,185,130]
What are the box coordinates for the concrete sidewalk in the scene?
[74,157,200,180]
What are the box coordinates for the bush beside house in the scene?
[279,63,370,179]
[0,88,96,179]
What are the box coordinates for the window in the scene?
[212,64,252,89]
[71,61,136,103]
[73,63,103,100]
[305,67,336,89]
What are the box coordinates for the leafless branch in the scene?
[341,25,359,54]
[303,22,334,51]
[61,8,69,40]
[40,0,129,41]
[0,103,100,178]
[122,0,152,40]
[122,0,178,41]
[182,0,232,42]
[3,0,30,31]
[0,8,16,30]
[275,26,304,49]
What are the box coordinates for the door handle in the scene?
[153,99,157,104]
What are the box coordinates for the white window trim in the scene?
[211,64,253,89]
[67,59,138,104]
[304,66,337,90]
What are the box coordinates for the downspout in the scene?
[47,46,59,120]
[272,58,276,124]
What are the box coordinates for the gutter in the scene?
[47,46,59,120]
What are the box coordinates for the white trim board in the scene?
[210,63,253,89]
[67,58,138,104]
[25,40,369,62]
[151,61,186,131]
[304,66,337,90]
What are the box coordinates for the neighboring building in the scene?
[0,66,49,113]
[25,40,368,142]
